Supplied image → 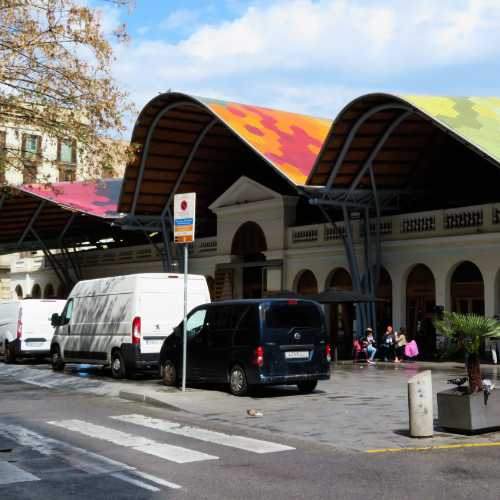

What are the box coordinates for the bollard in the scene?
[408,370,433,438]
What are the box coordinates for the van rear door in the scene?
[263,301,326,377]
[22,300,65,352]
[138,276,209,355]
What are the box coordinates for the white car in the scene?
[50,273,211,378]
[0,299,66,363]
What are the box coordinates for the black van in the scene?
[159,299,331,396]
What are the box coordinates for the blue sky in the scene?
[94,0,500,124]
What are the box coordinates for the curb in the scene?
[118,390,186,413]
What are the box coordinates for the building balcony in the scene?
[287,202,500,248]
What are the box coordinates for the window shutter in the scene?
[36,135,42,159]
[22,134,27,156]
[71,140,77,164]
[214,268,234,301]
[57,140,61,162]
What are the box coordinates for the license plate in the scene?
[285,350,309,360]
[144,339,161,345]
[26,342,43,347]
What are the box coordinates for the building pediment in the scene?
[209,176,282,211]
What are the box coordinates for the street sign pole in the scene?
[182,242,188,392]
[173,192,196,393]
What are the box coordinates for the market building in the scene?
[2,92,500,359]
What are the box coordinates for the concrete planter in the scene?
[437,388,500,433]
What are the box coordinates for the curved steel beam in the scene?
[345,110,413,198]
[160,117,219,218]
[130,100,199,215]
[324,103,412,191]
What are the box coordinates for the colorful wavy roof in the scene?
[399,95,500,166]
[197,97,332,185]
[18,178,123,218]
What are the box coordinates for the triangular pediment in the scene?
[209,176,282,210]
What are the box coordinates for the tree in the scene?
[435,312,500,393]
[0,0,133,184]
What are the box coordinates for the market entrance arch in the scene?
[406,264,436,359]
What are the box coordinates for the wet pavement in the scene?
[3,358,500,451]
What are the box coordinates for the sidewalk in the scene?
[120,361,500,452]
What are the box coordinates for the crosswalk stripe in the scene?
[130,470,182,490]
[48,419,218,464]
[111,414,295,454]
[111,472,160,492]
[0,460,40,485]
[0,423,134,475]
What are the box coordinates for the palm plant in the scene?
[434,312,500,393]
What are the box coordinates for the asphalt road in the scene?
[2,370,500,499]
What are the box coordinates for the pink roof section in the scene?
[197,97,332,185]
[17,178,123,219]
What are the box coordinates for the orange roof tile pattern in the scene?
[198,97,332,185]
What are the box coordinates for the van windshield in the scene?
[265,302,321,329]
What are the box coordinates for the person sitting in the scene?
[353,338,368,363]
[380,325,396,361]
[395,327,407,363]
[364,327,377,364]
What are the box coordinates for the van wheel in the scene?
[162,360,178,386]
[5,342,16,364]
[229,365,248,396]
[111,351,126,379]
[297,380,318,393]
[51,347,65,371]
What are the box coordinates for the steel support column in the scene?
[341,205,367,338]
[30,227,73,292]
[17,201,45,246]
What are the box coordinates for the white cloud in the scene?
[109,0,500,123]
[159,9,201,31]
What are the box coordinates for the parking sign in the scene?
[174,193,196,243]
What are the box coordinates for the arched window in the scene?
[31,284,41,299]
[451,261,484,315]
[231,221,267,258]
[376,267,392,334]
[295,270,318,296]
[327,268,353,359]
[44,283,55,298]
[406,264,436,358]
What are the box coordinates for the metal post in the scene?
[182,243,188,392]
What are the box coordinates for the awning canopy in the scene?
[306,93,500,212]
[118,92,331,233]
[0,179,143,254]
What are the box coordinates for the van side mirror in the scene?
[51,313,61,327]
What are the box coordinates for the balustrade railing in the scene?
[444,207,483,229]
[401,215,436,234]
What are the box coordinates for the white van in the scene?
[0,299,66,363]
[50,273,211,378]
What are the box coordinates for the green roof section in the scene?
[400,95,500,165]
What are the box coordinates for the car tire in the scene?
[111,350,127,379]
[51,347,65,371]
[5,342,16,364]
[162,360,178,386]
[229,364,248,396]
[297,380,318,393]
